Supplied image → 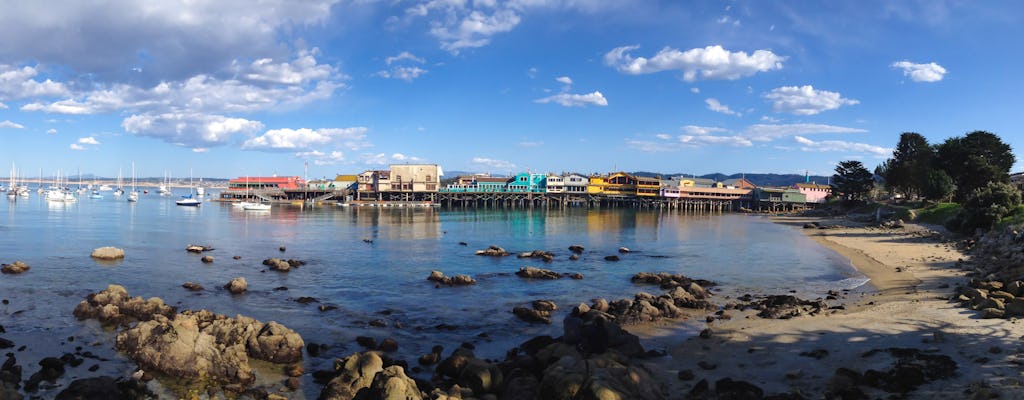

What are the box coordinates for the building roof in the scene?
[794,183,831,189]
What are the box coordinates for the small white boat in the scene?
[127,162,139,203]
[243,202,271,211]
[99,184,113,191]
[89,190,103,199]
[176,194,201,206]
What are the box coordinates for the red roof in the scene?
[228,176,305,189]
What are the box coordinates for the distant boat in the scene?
[158,171,171,196]
[175,170,201,207]
[98,184,113,191]
[243,202,270,211]
[113,168,124,197]
[127,162,139,203]
[89,190,103,199]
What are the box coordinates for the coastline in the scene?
[642,215,1024,398]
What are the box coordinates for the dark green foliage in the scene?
[945,182,1022,233]
[830,160,874,204]
[935,131,1015,202]
[920,170,954,202]
[883,132,934,198]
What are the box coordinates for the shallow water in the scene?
[0,192,864,397]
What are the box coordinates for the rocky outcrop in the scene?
[1,261,29,274]
[746,295,829,319]
[55,376,153,400]
[90,247,125,260]
[318,351,385,399]
[515,266,582,280]
[262,258,305,272]
[225,277,247,294]
[568,245,585,253]
[73,285,176,325]
[75,286,304,386]
[517,250,554,262]
[474,245,509,257]
[584,274,715,326]
[427,270,477,286]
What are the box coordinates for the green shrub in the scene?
[915,203,960,225]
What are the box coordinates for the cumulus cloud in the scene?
[243,127,368,152]
[123,113,264,148]
[240,48,334,85]
[0,102,6,109]
[471,157,516,170]
[763,85,859,115]
[556,76,573,85]
[297,150,346,166]
[627,126,750,152]
[386,51,426,65]
[535,91,608,107]
[743,123,867,141]
[891,60,947,82]
[681,125,729,135]
[376,66,428,82]
[0,120,24,129]
[428,8,522,53]
[0,1,340,83]
[192,148,209,153]
[0,64,70,101]
[705,98,741,116]
[77,136,100,145]
[793,136,891,157]
[69,143,86,151]
[604,45,785,81]
[391,153,425,163]
[46,128,57,134]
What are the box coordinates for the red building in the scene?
[226,176,306,190]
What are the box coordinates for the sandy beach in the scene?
[643,216,1024,399]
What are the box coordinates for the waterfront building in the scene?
[677,177,719,188]
[589,172,636,196]
[226,176,305,190]
[721,177,758,189]
[793,182,831,203]
[636,176,661,197]
[507,172,546,193]
[389,164,442,192]
[546,173,587,194]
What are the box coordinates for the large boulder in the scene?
[0,261,29,274]
[366,365,423,400]
[55,376,152,400]
[475,245,509,257]
[72,285,176,325]
[516,266,561,280]
[427,270,477,286]
[225,277,247,294]
[90,247,125,260]
[539,354,663,400]
[319,352,384,400]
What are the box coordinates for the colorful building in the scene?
[507,172,547,193]
[226,176,305,190]
[794,183,831,203]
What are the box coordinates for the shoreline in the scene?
[640,215,1024,398]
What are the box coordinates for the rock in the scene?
[279,246,286,252]
[418,352,441,366]
[604,255,620,261]
[803,222,819,229]
[513,307,551,324]
[356,336,377,349]
[378,338,399,352]
[0,338,12,349]
[224,277,247,294]
[532,300,558,312]
[201,255,214,263]
[0,261,29,274]
[568,245,585,253]
[233,255,242,260]
[365,365,423,400]
[749,295,828,319]
[475,245,509,257]
[715,377,763,399]
[186,244,213,253]
[677,369,694,381]
[538,352,663,400]
[516,266,561,280]
[285,363,304,377]
[618,247,631,254]
[285,377,301,390]
[319,352,384,400]
[459,358,504,395]
[263,258,292,272]
[569,254,579,261]
[182,282,204,291]
[88,247,125,260]
[563,310,645,357]
[55,376,153,400]
[427,270,477,286]
[73,285,176,325]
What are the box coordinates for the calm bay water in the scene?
[0,191,865,396]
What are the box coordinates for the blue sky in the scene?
[1,0,1021,180]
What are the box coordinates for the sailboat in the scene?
[113,168,124,197]
[127,162,139,203]
[175,170,201,207]
[158,171,171,196]
[6,163,16,199]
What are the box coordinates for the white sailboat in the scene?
[158,171,171,196]
[113,168,124,197]
[175,170,201,207]
[127,162,139,202]
[6,163,16,199]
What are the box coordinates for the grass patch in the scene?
[915,203,961,225]
[997,205,1024,227]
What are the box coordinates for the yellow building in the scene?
[635,176,661,197]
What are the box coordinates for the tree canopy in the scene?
[935,130,1016,201]
[831,160,875,203]
[883,132,934,199]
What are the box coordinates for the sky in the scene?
[1,0,1022,180]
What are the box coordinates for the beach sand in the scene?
[641,216,1024,398]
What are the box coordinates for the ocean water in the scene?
[0,191,865,396]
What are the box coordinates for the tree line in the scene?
[830,130,1019,233]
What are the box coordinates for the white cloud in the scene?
[763,85,859,115]
[298,150,346,166]
[690,87,700,94]
[391,153,425,163]
[240,48,334,85]
[891,60,947,82]
[604,45,785,81]
[518,141,543,147]
[528,67,538,78]
[0,120,24,129]
[705,98,741,116]
[793,136,891,157]
[760,115,781,123]
[681,125,728,135]
[428,8,522,53]
[123,113,264,148]
[556,76,573,85]
[679,134,752,147]
[77,136,100,145]
[0,1,339,83]
[192,148,209,153]
[69,143,86,151]
[743,123,867,141]
[386,51,426,65]
[535,91,608,107]
[376,66,428,82]
[242,127,369,151]
[0,64,70,101]
[0,102,6,109]
[361,153,389,165]
[654,134,672,140]
[471,157,516,170]
[46,128,57,134]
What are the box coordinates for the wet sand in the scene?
[642,216,1024,398]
